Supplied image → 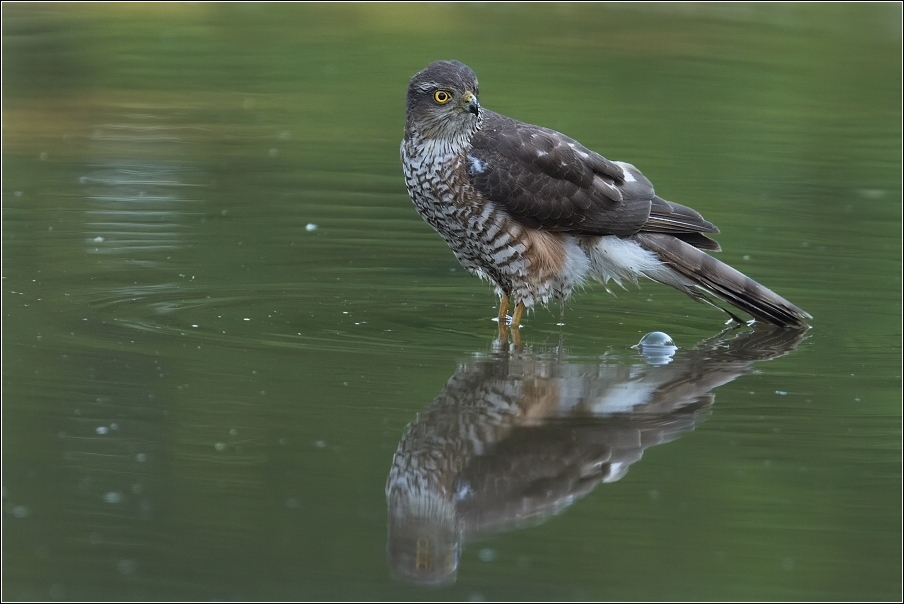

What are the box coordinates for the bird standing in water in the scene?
[401,60,810,336]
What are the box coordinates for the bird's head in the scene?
[406,60,480,144]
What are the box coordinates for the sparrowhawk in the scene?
[401,60,811,332]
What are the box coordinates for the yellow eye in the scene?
[433,90,452,104]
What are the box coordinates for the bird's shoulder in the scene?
[471,111,625,185]
[465,110,653,236]
[465,110,719,243]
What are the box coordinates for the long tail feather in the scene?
[633,233,811,328]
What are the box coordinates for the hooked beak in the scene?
[462,91,479,116]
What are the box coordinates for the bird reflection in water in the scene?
[385,326,806,585]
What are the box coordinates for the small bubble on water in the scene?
[104,492,122,504]
[214,442,227,451]
[478,548,497,562]
[135,453,147,462]
[11,505,30,518]
[638,331,673,346]
[314,440,327,448]
[96,426,108,435]
[637,331,677,366]
[117,559,136,575]
[305,223,318,232]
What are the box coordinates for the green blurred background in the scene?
[2,3,900,600]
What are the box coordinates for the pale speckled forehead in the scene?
[408,60,478,97]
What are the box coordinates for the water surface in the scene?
[3,4,900,600]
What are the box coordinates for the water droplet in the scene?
[638,331,673,346]
[11,505,29,518]
[96,426,108,435]
[637,331,677,365]
[478,548,497,562]
[305,223,318,232]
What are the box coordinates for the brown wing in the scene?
[468,110,720,247]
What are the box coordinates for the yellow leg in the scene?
[496,296,510,342]
[497,296,510,325]
[511,302,525,329]
[511,326,522,348]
